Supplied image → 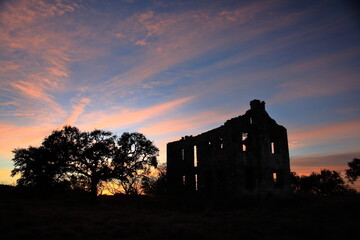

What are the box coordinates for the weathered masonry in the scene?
[167,100,291,197]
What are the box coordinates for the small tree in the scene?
[346,158,360,184]
[314,170,348,196]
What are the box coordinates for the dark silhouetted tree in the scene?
[43,127,117,198]
[141,163,167,196]
[112,132,158,195]
[41,126,83,190]
[289,171,301,193]
[80,129,117,197]
[11,146,67,193]
[313,170,348,196]
[11,126,158,198]
[345,158,360,184]
[291,169,350,196]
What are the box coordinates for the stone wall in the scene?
[167,100,291,197]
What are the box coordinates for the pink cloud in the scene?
[0,123,57,159]
[9,80,54,102]
[135,40,147,46]
[0,61,21,73]
[291,165,347,177]
[269,48,360,103]
[103,0,293,95]
[273,72,360,103]
[0,0,83,123]
[5,80,66,122]
[113,33,125,38]
[288,119,360,150]
[291,152,360,176]
[78,96,193,131]
[0,101,16,106]
[0,113,35,117]
[0,0,78,30]
[64,98,91,126]
[139,110,239,137]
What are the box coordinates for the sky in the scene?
[0,0,359,186]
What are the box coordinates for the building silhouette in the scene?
[167,100,291,197]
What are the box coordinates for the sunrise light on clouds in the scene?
[0,0,359,184]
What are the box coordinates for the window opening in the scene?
[182,175,186,186]
[242,132,248,141]
[195,174,198,191]
[272,172,277,183]
[220,143,224,149]
[194,145,197,167]
[181,149,185,160]
[250,117,253,125]
[242,144,246,151]
[272,171,282,187]
[271,142,275,154]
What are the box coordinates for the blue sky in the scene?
[0,0,359,184]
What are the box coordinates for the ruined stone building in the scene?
[167,100,291,197]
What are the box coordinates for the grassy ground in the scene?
[0,188,359,240]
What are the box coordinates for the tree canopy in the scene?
[290,169,351,196]
[345,158,360,184]
[11,126,159,197]
[141,163,167,196]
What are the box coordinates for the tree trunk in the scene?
[90,178,99,199]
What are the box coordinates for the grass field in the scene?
[0,187,359,240]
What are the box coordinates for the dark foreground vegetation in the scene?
[4,125,360,239]
[1,185,359,240]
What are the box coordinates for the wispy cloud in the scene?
[139,110,240,137]
[100,0,294,96]
[0,96,191,169]
[0,61,21,73]
[270,49,360,103]
[0,123,57,162]
[78,96,193,131]
[0,0,81,123]
[9,81,55,103]
[0,101,16,106]
[64,97,91,126]
[291,152,360,176]
[289,119,360,150]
